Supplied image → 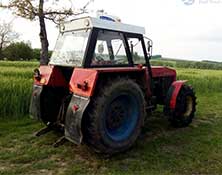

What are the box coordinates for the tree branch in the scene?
[44,10,73,16]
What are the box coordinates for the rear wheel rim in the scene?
[105,93,139,142]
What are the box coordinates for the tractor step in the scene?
[35,126,52,137]
[53,136,67,147]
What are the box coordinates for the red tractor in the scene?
[30,16,196,154]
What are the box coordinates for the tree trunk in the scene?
[39,0,49,65]
[0,39,3,60]
[0,50,3,60]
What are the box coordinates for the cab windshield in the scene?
[50,29,90,67]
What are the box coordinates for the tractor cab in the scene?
[50,16,151,69]
[30,15,196,155]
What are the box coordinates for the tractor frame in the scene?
[30,16,196,154]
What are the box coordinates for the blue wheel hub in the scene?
[105,94,139,142]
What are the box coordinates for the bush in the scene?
[3,42,33,61]
[32,48,41,61]
[33,48,53,61]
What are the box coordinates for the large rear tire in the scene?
[169,85,196,127]
[84,78,146,154]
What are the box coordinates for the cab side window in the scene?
[128,38,146,65]
[91,30,128,66]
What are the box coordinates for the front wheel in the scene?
[84,78,146,155]
[168,85,197,127]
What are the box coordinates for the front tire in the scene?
[169,85,196,127]
[84,78,146,154]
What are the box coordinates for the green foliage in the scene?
[3,42,33,61]
[32,48,52,60]
[32,48,41,61]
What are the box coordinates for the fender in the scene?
[166,80,187,111]
[65,95,90,144]
[30,66,68,121]
[69,67,151,97]
[69,68,98,97]
[30,85,43,120]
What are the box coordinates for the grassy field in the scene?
[0,60,222,118]
[0,61,38,118]
[0,61,222,175]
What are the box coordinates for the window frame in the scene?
[125,33,148,66]
[84,28,134,68]
[83,28,149,68]
[50,29,92,67]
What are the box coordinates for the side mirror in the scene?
[147,41,152,53]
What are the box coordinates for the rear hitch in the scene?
[35,123,53,137]
[35,123,68,147]
[53,136,67,147]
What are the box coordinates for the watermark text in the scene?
[182,0,222,5]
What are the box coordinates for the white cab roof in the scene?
[60,17,145,35]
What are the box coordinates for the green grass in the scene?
[0,60,222,118]
[0,93,222,175]
[0,60,222,174]
[0,60,39,68]
[177,68,222,93]
[0,61,38,118]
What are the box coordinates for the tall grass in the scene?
[0,61,38,118]
[0,60,221,118]
[177,68,222,94]
[0,61,39,68]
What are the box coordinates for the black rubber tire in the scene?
[84,78,146,155]
[169,85,196,127]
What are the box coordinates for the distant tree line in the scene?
[151,59,222,70]
[0,41,52,61]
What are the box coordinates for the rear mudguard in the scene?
[30,65,68,122]
[65,95,90,144]
[164,80,187,114]
[30,85,43,120]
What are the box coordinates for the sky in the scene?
[1,0,222,62]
